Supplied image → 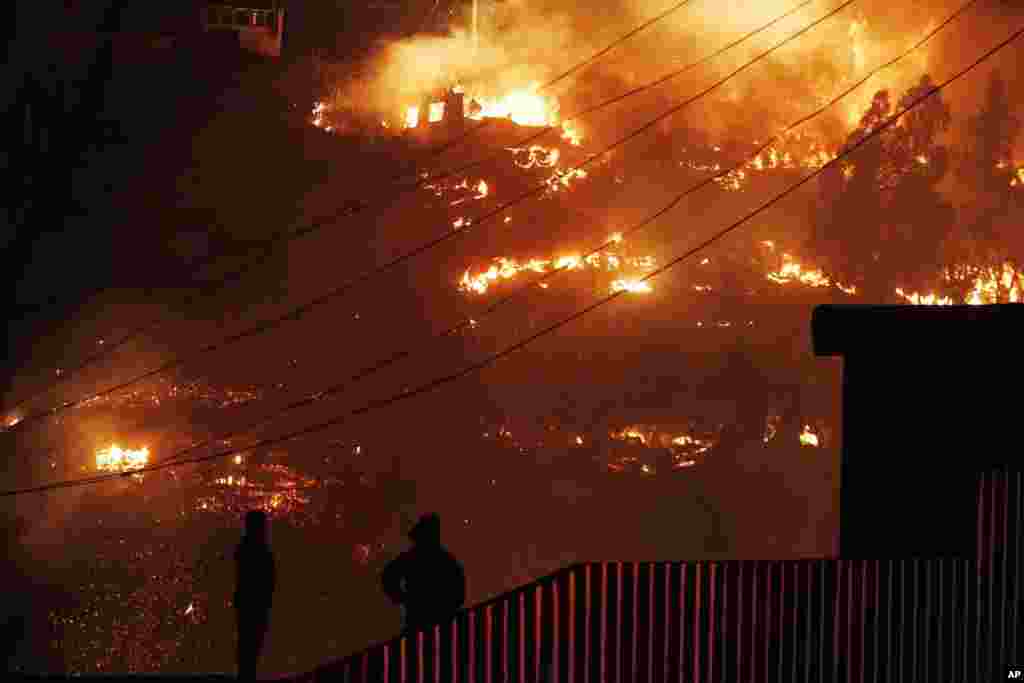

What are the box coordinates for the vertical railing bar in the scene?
[553,580,559,683]
[871,560,879,683]
[779,562,785,683]
[519,591,525,683]
[975,473,985,682]
[924,560,931,683]
[535,586,541,683]
[569,570,575,683]
[602,564,608,683]
[617,562,622,683]
[679,563,685,683]
[664,563,671,683]
[832,560,841,683]
[648,564,654,683]
[1000,470,1010,677]
[962,556,969,683]
[710,562,717,683]
[453,619,459,683]
[1015,471,1023,665]
[846,560,853,683]
[752,562,759,683]
[694,562,701,683]
[818,561,825,683]
[632,562,639,683]
[585,565,591,683]
[803,562,811,683]
[986,472,995,681]
[900,559,907,682]
[766,562,773,683]
[485,604,492,683]
[470,610,476,683]
[738,562,744,683]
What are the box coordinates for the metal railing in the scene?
[296,468,1020,682]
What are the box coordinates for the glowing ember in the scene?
[1011,166,1024,187]
[610,279,652,294]
[508,145,560,169]
[4,415,20,429]
[311,101,326,128]
[614,428,647,445]
[183,603,194,616]
[575,436,584,445]
[544,167,588,194]
[95,445,150,474]
[234,455,243,465]
[799,426,820,447]
[561,120,583,146]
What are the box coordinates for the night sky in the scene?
[4,0,1022,676]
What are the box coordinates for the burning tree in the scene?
[806,76,955,300]
[942,71,1024,302]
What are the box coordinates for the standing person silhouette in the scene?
[234,510,276,682]
[381,513,466,633]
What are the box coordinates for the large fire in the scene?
[899,262,1023,305]
[95,445,150,474]
[765,250,857,294]
[458,234,656,296]
[398,82,583,145]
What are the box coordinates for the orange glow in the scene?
[895,288,953,306]
[95,445,150,474]
[459,235,655,296]
[404,106,420,128]
[466,84,558,127]
[428,101,445,123]
[799,426,820,447]
[610,278,652,294]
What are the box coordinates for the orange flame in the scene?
[458,236,656,296]
[95,445,150,473]
[799,426,820,447]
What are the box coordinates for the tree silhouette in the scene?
[808,76,955,298]
[943,71,1022,300]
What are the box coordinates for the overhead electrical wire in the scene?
[6,10,1016,498]
[2,0,855,434]
[148,0,980,472]
[2,0,705,416]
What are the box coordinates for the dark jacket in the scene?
[234,538,276,612]
[381,543,465,631]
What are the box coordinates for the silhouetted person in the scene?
[234,510,275,682]
[381,513,466,633]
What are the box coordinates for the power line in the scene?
[2,0,705,416]
[8,10,1015,499]
[3,0,854,434]
[151,0,978,473]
